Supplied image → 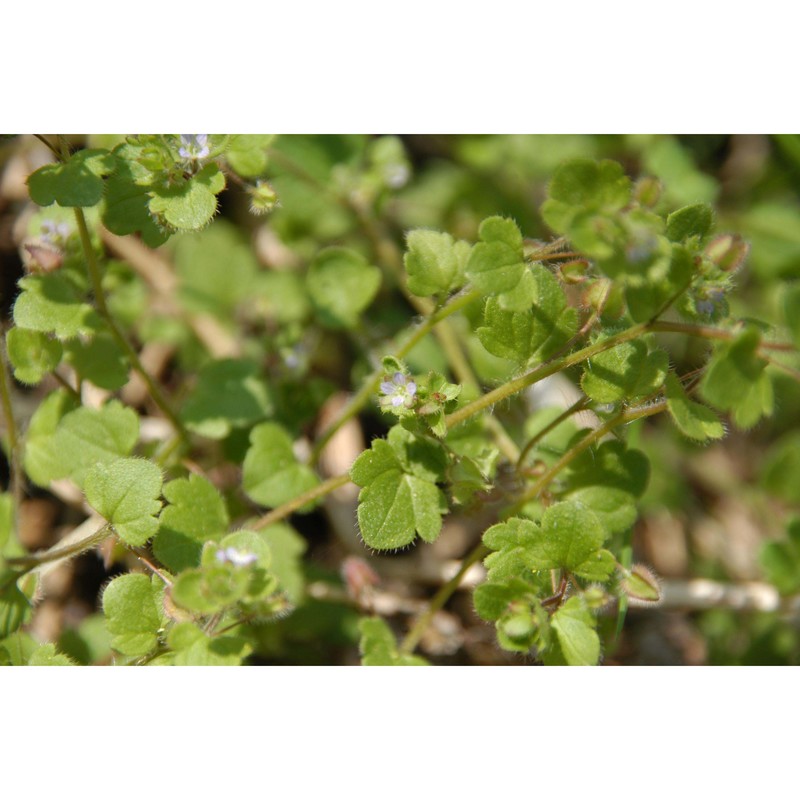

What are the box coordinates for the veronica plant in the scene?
[0,135,797,666]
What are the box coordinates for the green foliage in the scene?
[306,247,381,328]
[13,273,102,339]
[27,149,116,207]
[581,339,668,403]
[167,623,252,666]
[153,474,230,572]
[102,573,164,657]
[476,267,577,364]
[64,334,129,390]
[181,359,272,439]
[760,519,800,595]
[351,429,448,549]
[6,138,799,667]
[85,458,162,546]
[550,598,601,666]
[665,372,725,442]
[358,617,428,665]
[242,422,320,509]
[225,134,275,178]
[11,391,135,495]
[666,203,714,242]
[699,327,774,429]
[6,327,62,384]
[465,216,527,294]
[404,229,468,297]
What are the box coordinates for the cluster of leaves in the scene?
[1,135,798,666]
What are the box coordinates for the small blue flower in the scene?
[380,371,417,410]
[40,219,71,246]
[215,547,258,567]
[178,134,210,161]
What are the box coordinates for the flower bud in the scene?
[559,259,590,284]
[621,564,661,603]
[705,234,749,273]
[634,176,663,208]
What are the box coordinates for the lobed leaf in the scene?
[85,458,162,546]
[307,247,381,329]
[242,422,320,509]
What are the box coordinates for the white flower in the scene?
[215,547,258,567]
[178,134,210,161]
[40,219,71,246]
[380,371,417,409]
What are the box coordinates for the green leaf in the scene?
[153,474,230,573]
[760,519,800,594]
[6,327,62,384]
[13,274,102,339]
[350,438,403,486]
[181,359,272,439]
[226,134,275,177]
[0,577,32,638]
[148,163,225,230]
[64,334,129,390]
[173,220,258,317]
[473,579,533,622]
[547,159,631,211]
[666,203,713,241]
[307,247,381,329]
[356,469,446,550]
[761,433,800,505]
[102,573,163,657]
[27,643,77,666]
[699,327,773,429]
[259,524,307,604]
[85,458,162,546]
[22,390,80,486]
[665,373,725,441]
[167,623,252,666]
[528,501,610,578]
[404,229,464,297]
[242,422,320,509]
[386,425,449,483]
[102,145,170,247]
[358,617,428,666]
[551,597,600,665]
[565,439,650,499]
[581,339,667,403]
[466,233,526,295]
[27,149,116,207]
[48,400,140,487]
[477,267,577,364]
[625,243,695,322]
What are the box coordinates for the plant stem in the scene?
[445,321,649,429]
[7,523,112,571]
[0,326,22,531]
[399,542,488,655]
[310,288,480,464]
[506,400,668,517]
[251,473,352,529]
[516,396,590,471]
[650,320,796,351]
[71,207,186,438]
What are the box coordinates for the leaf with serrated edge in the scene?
[85,458,162,546]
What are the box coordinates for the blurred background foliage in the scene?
[2,133,800,665]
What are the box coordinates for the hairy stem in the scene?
[310,288,480,463]
[0,326,22,531]
[72,207,186,438]
[251,473,352,529]
[399,543,488,656]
